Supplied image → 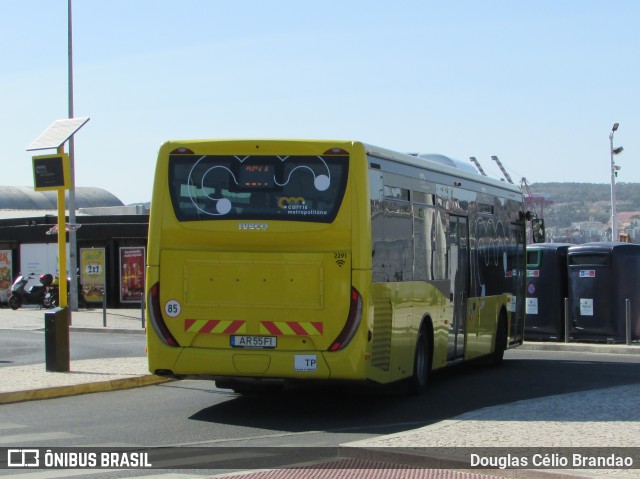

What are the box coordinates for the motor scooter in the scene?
[8,273,54,310]
[44,274,88,309]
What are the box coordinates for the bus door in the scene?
[447,215,469,362]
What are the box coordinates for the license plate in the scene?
[230,335,277,349]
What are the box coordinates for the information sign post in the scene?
[31,150,71,307]
[27,117,90,316]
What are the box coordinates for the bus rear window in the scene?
[168,154,349,222]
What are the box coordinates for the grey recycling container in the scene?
[567,242,640,343]
[525,243,572,341]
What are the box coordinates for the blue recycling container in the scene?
[567,242,640,343]
[525,243,572,341]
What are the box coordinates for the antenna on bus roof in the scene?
[491,155,514,184]
[469,157,487,176]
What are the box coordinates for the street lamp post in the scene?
[68,0,78,311]
[610,122,624,241]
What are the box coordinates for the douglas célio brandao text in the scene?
[470,452,634,469]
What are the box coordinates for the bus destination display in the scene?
[239,164,274,189]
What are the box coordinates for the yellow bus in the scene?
[146,139,541,393]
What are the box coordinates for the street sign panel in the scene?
[32,153,70,191]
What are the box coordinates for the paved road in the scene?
[0,354,538,447]
[1,328,146,367]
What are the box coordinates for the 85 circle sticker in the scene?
[165,300,181,317]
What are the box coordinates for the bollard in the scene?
[626,299,632,346]
[564,297,570,343]
[102,288,107,327]
[44,307,70,372]
[141,298,145,329]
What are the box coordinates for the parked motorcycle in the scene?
[44,275,88,309]
[8,273,54,310]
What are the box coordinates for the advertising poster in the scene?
[120,247,145,303]
[80,248,106,304]
[0,250,12,303]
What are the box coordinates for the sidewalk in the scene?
[343,383,640,478]
[343,342,640,478]
[0,305,167,404]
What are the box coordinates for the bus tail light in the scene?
[328,287,363,351]
[148,282,179,347]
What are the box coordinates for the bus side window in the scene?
[369,170,383,202]
[432,209,448,280]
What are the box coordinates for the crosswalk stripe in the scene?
[0,471,206,479]
[153,451,275,468]
[0,469,119,478]
[148,475,212,478]
[72,442,140,448]
[0,431,79,444]
[0,422,27,430]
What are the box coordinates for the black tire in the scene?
[408,328,431,394]
[491,310,508,366]
[8,295,21,310]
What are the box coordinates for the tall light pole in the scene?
[68,0,79,311]
[610,122,624,241]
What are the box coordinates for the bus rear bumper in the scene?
[149,346,368,382]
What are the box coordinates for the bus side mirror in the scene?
[531,219,546,243]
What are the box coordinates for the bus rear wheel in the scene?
[408,328,431,394]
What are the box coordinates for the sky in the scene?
[2,0,639,205]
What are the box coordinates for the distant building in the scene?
[0,186,149,308]
[570,218,606,243]
[0,186,124,211]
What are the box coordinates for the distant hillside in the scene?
[530,182,640,229]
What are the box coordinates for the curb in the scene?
[520,342,640,355]
[69,327,146,334]
[0,374,171,405]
